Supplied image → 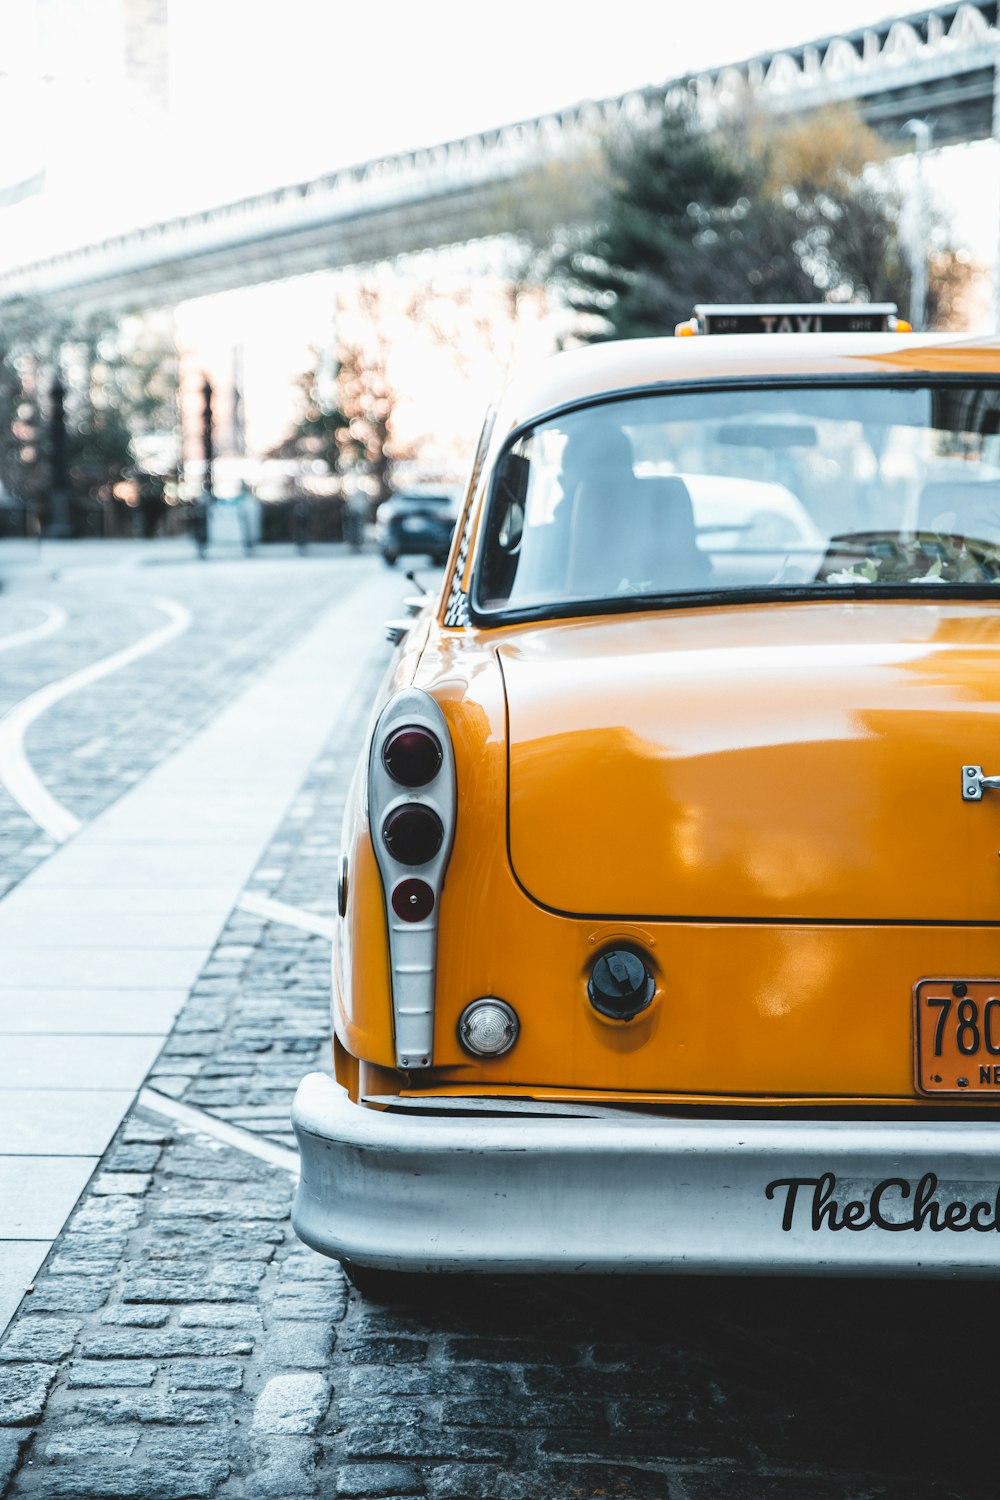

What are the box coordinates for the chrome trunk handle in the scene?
[962,765,1000,801]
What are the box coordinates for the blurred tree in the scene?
[927,247,980,331]
[746,107,911,309]
[336,280,423,504]
[277,281,417,510]
[334,341,395,504]
[272,341,396,504]
[0,300,56,530]
[113,317,181,452]
[269,349,349,471]
[56,318,179,532]
[63,329,133,519]
[0,302,179,534]
[490,148,608,307]
[558,100,745,338]
[0,336,40,531]
[557,100,970,338]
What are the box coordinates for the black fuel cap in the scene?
[588,949,656,1021]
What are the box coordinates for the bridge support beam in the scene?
[2,12,1000,316]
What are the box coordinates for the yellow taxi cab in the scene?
[292,304,1000,1285]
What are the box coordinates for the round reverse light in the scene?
[458,998,519,1058]
[382,726,442,788]
[382,805,444,866]
[391,878,435,923]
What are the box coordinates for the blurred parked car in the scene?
[376,486,461,566]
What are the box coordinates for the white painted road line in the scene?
[236,891,336,940]
[0,595,192,843]
[138,1088,299,1175]
[0,603,68,655]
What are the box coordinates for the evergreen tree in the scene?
[556,101,958,339]
[560,101,746,338]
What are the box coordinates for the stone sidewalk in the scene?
[0,562,404,1334]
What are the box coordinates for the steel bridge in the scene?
[2,0,998,313]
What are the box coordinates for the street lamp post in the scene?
[201,375,214,499]
[46,374,72,538]
[195,375,214,558]
[901,118,932,332]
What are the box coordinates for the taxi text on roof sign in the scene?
[675,303,908,336]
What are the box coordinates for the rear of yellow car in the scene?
[293,323,1000,1277]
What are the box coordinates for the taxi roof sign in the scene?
[677,304,905,336]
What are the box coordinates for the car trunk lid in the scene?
[500,601,1000,922]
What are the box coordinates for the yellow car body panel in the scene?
[335,609,1000,1102]
[332,331,1000,1109]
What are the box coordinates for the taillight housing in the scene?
[366,689,456,1070]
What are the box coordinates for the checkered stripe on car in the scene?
[443,506,474,628]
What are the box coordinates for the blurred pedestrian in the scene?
[344,490,367,551]
[292,498,309,554]
[236,483,256,556]
[193,490,210,558]
[137,473,166,539]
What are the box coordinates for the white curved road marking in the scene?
[236,891,336,939]
[139,1087,299,1174]
[0,596,192,843]
[0,603,68,654]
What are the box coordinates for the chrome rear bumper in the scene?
[291,1071,1000,1276]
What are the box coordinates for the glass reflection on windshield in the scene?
[474,384,1000,616]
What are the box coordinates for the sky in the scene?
[2,0,954,242]
[166,0,932,198]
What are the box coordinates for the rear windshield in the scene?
[472,382,1000,618]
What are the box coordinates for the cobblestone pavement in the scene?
[0,551,996,1499]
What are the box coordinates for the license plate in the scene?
[401,517,428,533]
[915,978,1000,1095]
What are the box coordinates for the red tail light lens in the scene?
[382,805,444,866]
[382,727,442,787]
[392,878,435,922]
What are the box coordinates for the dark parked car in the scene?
[376,486,461,566]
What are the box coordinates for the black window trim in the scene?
[467,371,1000,628]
